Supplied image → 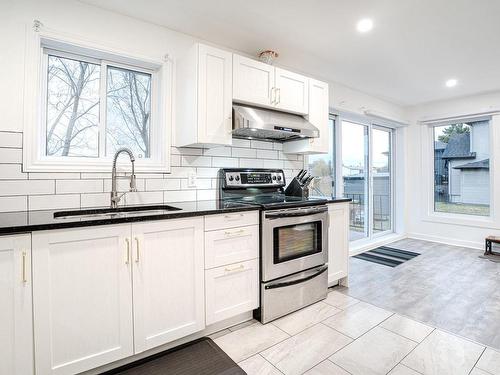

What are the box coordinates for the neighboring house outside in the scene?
[440,121,489,205]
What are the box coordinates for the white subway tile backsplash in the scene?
[203,147,232,157]
[251,140,274,150]
[240,158,264,168]
[164,190,197,203]
[0,180,54,196]
[0,148,22,163]
[0,196,28,212]
[81,193,110,208]
[181,155,212,167]
[29,194,80,211]
[231,138,251,148]
[29,172,80,180]
[231,147,257,158]
[0,136,305,211]
[0,132,23,148]
[0,164,27,179]
[146,178,181,191]
[57,179,103,194]
[197,189,217,201]
[256,149,278,159]
[212,157,238,168]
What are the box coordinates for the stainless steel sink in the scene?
[54,205,182,219]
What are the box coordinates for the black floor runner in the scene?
[354,246,420,267]
[102,337,246,375]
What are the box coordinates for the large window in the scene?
[25,34,170,172]
[433,120,490,216]
[308,116,335,196]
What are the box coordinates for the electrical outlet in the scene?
[187,172,197,188]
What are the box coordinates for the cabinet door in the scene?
[233,54,275,107]
[32,225,133,375]
[197,44,233,145]
[205,259,259,325]
[132,217,205,353]
[0,234,33,375]
[308,79,330,153]
[275,67,309,114]
[327,203,349,286]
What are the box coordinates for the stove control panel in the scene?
[224,170,285,187]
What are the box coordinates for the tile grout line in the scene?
[467,346,487,375]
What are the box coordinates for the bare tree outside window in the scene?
[46,55,100,157]
[106,66,152,158]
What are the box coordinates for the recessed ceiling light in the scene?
[357,18,373,33]
[445,78,458,87]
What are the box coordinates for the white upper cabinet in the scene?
[0,234,33,375]
[233,54,275,108]
[233,55,309,115]
[176,43,232,147]
[32,225,134,375]
[283,78,330,154]
[131,218,205,353]
[274,68,309,114]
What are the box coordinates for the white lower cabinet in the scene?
[32,218,205,374]
[0,234,33,375]
[205,259,259,325]
[132,218,205,353]
[32,225,134,375]
[327,202,349,286]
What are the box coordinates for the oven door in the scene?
[262,205,328,282]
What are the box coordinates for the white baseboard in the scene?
[349,233,407,256]
[406,232,483,250]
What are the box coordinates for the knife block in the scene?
[284,177,309,199]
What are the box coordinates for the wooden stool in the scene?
[485,236,500,256]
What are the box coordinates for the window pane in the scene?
[434,121,490,216]
[342,121,369,241]
[308,118,335,196]
[106,66,152,158]
[46,55,100,157]
[372,128,391,233]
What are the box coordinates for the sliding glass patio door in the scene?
[341,120,393,242]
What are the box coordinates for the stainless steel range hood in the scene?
[232,104,319,142]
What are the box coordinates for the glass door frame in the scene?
[335,116,395,243]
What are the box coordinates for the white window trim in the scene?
[420,114,499,229]
[23,27,172,172]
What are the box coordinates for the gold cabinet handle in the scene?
[22,251,27,283]
[125,238,130,264]
[224,264,245,273]
[134,237,140,263]
[224,213,244,220]
[224,229,246,238]
[277,88,281,104]
[270,87,276,104]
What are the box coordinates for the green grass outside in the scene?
[435,202,490,216]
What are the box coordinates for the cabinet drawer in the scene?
[205,225,259,269]
[204,211,259,231]
[205,259,259,325]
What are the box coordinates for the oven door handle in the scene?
[265,206,328,218]
[264,265,328,290]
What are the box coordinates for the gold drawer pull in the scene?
[224,213,244,220]
[224,229,245,237]
[21,251,27,283]
[224,264,245,273]
[135,237,140,263]
[125,238,131,264]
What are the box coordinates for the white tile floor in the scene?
[212,289,500,375]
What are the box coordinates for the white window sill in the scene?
[422,211,498,230]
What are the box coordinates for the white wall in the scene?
[405,92,500,249]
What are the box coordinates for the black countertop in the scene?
[0,200,260,236]
[0,197,352,236]
[309,196,353,204]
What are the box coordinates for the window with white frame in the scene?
[432,119,490,216]
[25,34,170,172]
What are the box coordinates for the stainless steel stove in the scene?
[218,168,329,323]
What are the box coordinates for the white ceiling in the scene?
[81,0,500,106]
